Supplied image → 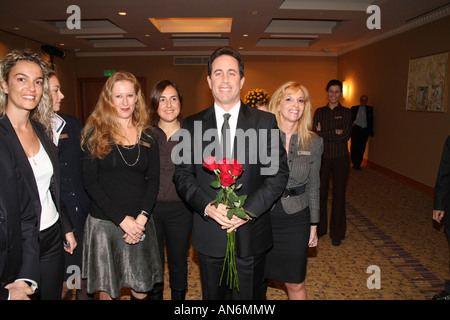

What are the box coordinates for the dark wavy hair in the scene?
[149,79,183,123]
[207,47,244,78]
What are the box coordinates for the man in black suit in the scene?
[173,47,288,299]
[350,95,374,169]
[0,138,39,300]
[432,135,450,300]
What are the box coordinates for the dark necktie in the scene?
[221,113,231,159]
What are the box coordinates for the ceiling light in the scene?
[118,12,127,16]
[13,27,20,30]
[243,34,248,37]
[145,34,150,37]
[250,11,259,15]
[149,18,232,33]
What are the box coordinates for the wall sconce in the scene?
[342,81,348,98]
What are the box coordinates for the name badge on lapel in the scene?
[298,151,311,156]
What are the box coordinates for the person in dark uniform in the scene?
[48,71,91,299]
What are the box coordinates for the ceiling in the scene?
[1,0,449,57]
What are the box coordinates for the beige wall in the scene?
[338,16,450,187]
[75,54,337,119]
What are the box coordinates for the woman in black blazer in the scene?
[0,49,76,299]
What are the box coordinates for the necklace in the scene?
[116,143,140,166]
[24,151,38,166]
[116,127,140,166]
[121,127,139,150]
[28,156,37,166]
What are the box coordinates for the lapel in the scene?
[199,105,219,158]
[31,119,58,174]
[0,116,39,197]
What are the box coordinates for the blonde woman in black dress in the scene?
[81,71,162,300]
[265,81,323,300]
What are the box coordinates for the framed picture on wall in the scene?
[406,51,449,112]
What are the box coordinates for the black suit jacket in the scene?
[0,116,73,236]
[0,137,39,300]
[57,114,90,238]
[434,135,450,229]
[351,105,374,137]
[173,103,289,258]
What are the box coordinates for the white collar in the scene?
[214,101,241,120]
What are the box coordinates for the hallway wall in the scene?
[337,16,450,188]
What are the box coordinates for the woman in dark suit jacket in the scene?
[0,49,76,300]
[0,137,39,300]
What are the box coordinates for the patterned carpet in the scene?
[71,166,449,300]
[179,166,449,300]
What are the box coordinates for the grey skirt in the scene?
[82,214,163,298]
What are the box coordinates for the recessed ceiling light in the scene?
[250,11,259,15]
[239,47,244,50]
[161,47,166,50]
[145,34,150,37]
[243,34,249,37]
[149,18,232,33]
[118,12,127,16]
[13,27,20,30]
[59,43,65,46]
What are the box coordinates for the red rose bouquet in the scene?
[202,156,256,290]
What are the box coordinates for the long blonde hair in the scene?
[0,49,53,138]
[269,81,315,150]
[81,71,150,159]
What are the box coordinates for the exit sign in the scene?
[104,69,116,76]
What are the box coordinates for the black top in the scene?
[83,130,160,226]
[312,104,352,159]
[152,124,183,203]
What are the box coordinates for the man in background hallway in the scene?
[350,95,374,170]
[313,79,352,246]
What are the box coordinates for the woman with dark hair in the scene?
[148,80,192,300]
[0,49,76,300]
[81,71,163,300]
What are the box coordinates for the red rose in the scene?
[218,158,232,173]
[203,156,219,171]
[220,171,236,187]
[230,159,243,177]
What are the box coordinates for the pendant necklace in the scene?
[116,126,140,167]
[25,151,37,166]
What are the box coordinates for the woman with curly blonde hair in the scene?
[0,49,76,299]
[81,71,163,300]
[264,81,323,300]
